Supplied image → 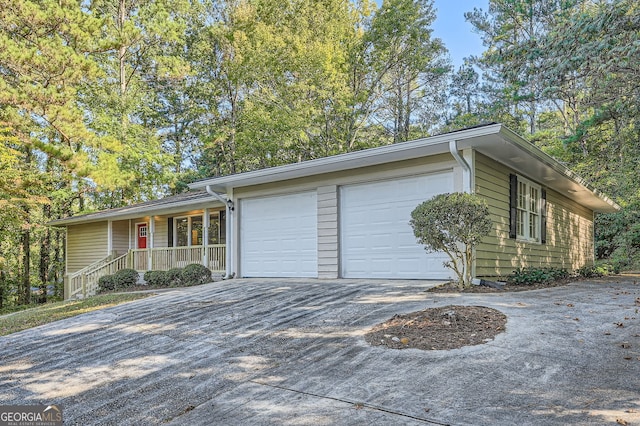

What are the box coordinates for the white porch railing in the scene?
[65,245,226,300]
[129,245,226,272]
[67,253,128,299]
[67,255,113,299]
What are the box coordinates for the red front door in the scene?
[137,223,148,249]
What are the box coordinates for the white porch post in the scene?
[227,188,234,278]
[107,220,113,256]
[148,216,155,270]
[205,185,234,279]
[203,208,210,268]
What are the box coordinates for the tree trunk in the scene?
[39,203,51,303]
[403,76,411,142]
[20,210,31,305]
[119,0,127,97]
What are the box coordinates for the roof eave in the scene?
[48,196,224,226]
[494,127,619,212]
[189,123,619,213]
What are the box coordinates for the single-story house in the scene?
[51,123,619,299]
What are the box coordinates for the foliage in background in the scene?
[595,202,640,271]
[410,193,493,288]
[466,0,640,269]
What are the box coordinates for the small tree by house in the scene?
[410,192,492,289]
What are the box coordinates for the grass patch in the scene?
[0,293,153,336]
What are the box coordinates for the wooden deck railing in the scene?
[66,245,226,299]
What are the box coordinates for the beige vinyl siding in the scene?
[112,220,129,255]
[154,215,168,248]
[317,185,338,279]
[66,222,108,273]
[233,154,458,198]
[475,153,594,277]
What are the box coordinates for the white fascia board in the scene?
[49,197,225,226]
[189,122,618,213]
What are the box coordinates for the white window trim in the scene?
[516,175,542,243]
[174,212,225,247]
[207,211,225,245]
[174,214,203,247]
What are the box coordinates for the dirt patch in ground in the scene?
[427,279,573,293]
[364,305,507,351]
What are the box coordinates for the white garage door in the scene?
[340,172,454,279]
[240,192,317,277]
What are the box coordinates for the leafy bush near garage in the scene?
[507,267,569,285]
[143,270,171,287]
[410,192,492,289]
[181,264,212,287]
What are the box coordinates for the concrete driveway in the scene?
[1,277,639,425]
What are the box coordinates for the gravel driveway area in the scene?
[1,276,639,425]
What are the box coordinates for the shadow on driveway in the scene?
[1,277,639,425]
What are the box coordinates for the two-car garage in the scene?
[238,171,454,280]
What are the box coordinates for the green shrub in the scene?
[166,268,183,286]
[98,275,116,292]
[181,264,212,287]
[507,267,569,285]
[144,270,170,287]
[576,263,613,278]
[112,269,139,289]
[410,193,492,288]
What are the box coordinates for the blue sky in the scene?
[431,0,489,69]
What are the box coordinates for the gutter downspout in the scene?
[206,185,233,279]
[448,139,472,193]
[448,139,476,282]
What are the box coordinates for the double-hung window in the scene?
[511,175,545,243]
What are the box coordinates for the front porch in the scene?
[65,244,226,299]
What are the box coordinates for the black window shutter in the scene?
[168,217,173,247]
[540,189,547,244]
[509,174,518,239]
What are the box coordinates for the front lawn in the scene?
[0,293,152,336]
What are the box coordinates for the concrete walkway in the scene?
[1,277,639,425]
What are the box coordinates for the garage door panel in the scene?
[240,192,317,277]
[340,172,454,279]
